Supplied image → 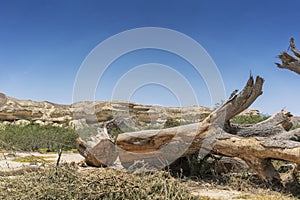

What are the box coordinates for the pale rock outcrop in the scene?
[12,119,30,126]
[0,93,260,130]
[69,119,89,130]
[238,109,260,116]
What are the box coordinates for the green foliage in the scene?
[107,125,124,137]
[230,114,269,124]
[291,124,300,130]
[76,126,98,140]
[163,118,217,178]
[0,124,78,152]
[164,118,180,128]
[77,125,125,140]
[186,153,212,177]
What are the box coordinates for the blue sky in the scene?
[1,0,300,115]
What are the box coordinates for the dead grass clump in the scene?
[0,164,200,200]
[12,155,55,164]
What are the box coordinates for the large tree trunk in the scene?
[77,75,300,187]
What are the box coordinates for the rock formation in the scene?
[0,93,216,130]
[0,93,71,127]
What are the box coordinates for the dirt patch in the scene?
[190,187,244,200]
[0,151,83,171]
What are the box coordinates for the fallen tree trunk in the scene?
[226,110,293,137]
[77,75,300,187]
[209,129,300,184]
[117,76,264,152]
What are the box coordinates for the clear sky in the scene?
[1,0,300,115]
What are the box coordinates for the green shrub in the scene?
[291,124,300,130]
[76,126,98,140]
[230,114,269,124]
[107,125,124,137]
[164,118,180,128]
[0,124,78,152]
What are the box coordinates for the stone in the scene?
[0,93,7,106]
[69,119,88,130]
[13,119,30,126]
[238,109,260,116]
[34,120,45,126]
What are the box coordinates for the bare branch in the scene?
[289,37,300,58]
[276,38,300,75]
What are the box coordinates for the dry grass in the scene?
[235,193,298,200]
[11,155,55,163]
[0,163,298,200]
[225,173,299,199]
[0,164,204,200]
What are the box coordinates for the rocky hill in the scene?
[0,93,264,131]
[0,93,215,130]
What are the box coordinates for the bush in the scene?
[164,118,180,128]
[230,114,269,124]
[0,124,78,152]
[76,126,98,140]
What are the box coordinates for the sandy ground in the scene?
[190,187,246,200]
[0,151,84,171]
[0,152,292,200]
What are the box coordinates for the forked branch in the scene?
[276,37,300,75]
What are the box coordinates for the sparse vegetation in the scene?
[107,124,124,137]
[76,126,98,140]
[291,124,300,130]
[230,114,269,124]
[0,124,78,152]
[0,111,298,199]
[164,117,180,128]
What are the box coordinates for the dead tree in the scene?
[77,75,300,187]
[276,37,300,75]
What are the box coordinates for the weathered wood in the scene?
[227,110,292,137]
[117,76,264,153]
[212,129,300,183]
[117,123,300,184]
[288,37,300,58]
[204,76,264,127]
[276,38,300,75]
[77,137,117,167]
[273,127,300,142]
[76,125,118,166]
[77,75,300,187]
